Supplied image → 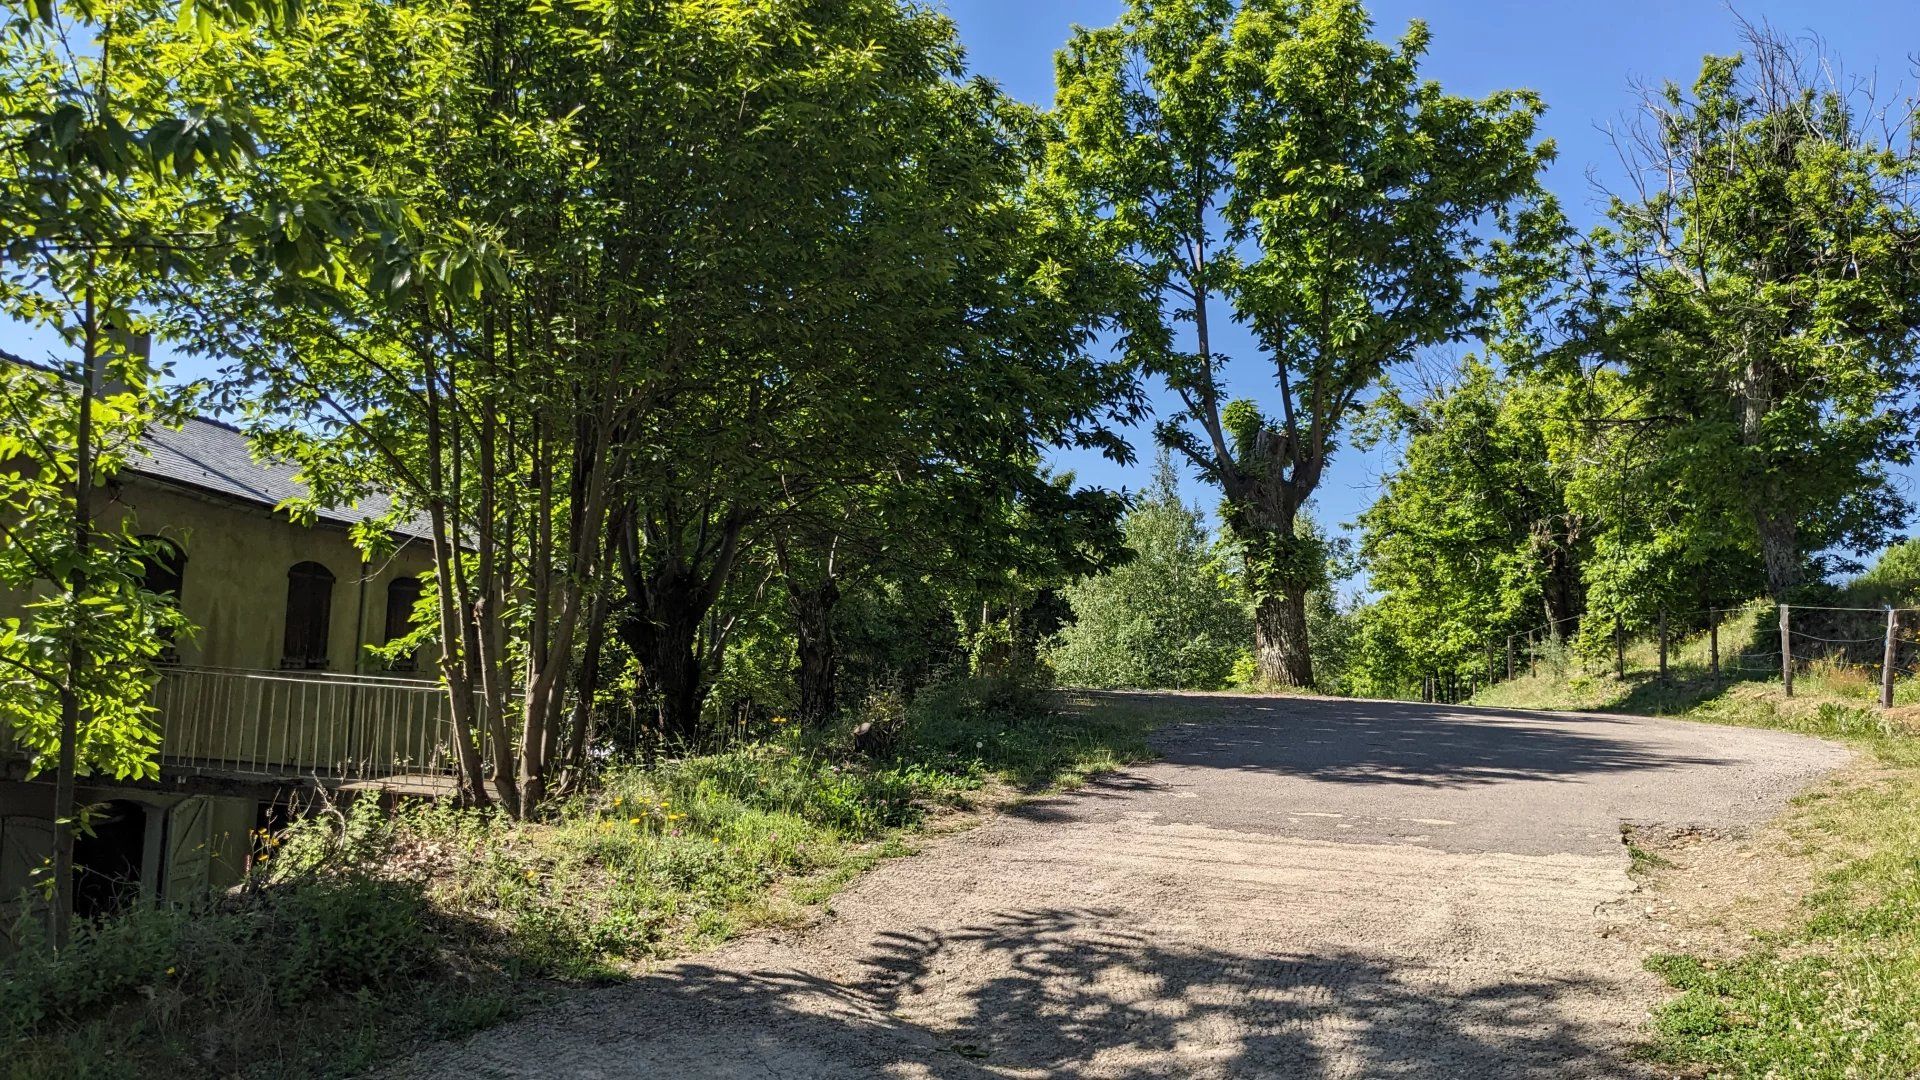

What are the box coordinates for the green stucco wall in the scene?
[2,473,435,675]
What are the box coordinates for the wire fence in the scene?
[1467,600,1920,709]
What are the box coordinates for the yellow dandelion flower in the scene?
[629,817,642,826]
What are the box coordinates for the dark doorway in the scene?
[72,800,147,920]
[282,561,336,669]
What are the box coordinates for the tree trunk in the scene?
[1253,587,1314,688]
[1741,351,1798,600]
[1755,510,1799,599]
[790,579,839,727]
[53,279,101,947]
[1235,493,1316,690]
[555,584,610,793]
[1541,536,1582,642]
[618,571,712,748]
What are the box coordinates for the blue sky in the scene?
[6,1,1917,563]
[940,0,1920,559]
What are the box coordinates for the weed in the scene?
[1625,842,1674,877]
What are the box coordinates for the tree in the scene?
[1852,538,1920,607]
[189,0,1137,781]
[1358,360,1588,658]
[597,3,1136,745]
[1048,0,1551,687]
[1565,21,1920,599]
[177,0,624,815]
[773,459,1132,728]
[1048,454,1249,690]
[1,0,298,942]
[0,360,190,944]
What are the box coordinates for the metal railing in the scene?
[149,665,488,782]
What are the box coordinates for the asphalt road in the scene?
[395,693,1850,1079]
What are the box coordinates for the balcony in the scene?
[2,666,495,790]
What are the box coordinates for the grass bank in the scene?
[3,681,1164,1080]
[1474,660,1920,1077]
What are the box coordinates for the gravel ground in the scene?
[389,693,1850,1079]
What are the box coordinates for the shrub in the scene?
[1850,537,1920,607]
[1047,455,1250,691]
[1,800,444,1079]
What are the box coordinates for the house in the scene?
[1,391,453,921]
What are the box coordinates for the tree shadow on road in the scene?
[1053,692,1733,790]
[476,906,1635,1078]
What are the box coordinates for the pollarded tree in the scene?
[1568,22,1920,599]
[1049,453,1249,690]
[1049,0,1552,687]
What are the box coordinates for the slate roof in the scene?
[4,352,431,542]
[134,416,433,542]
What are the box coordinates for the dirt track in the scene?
[393,693,1849,1078]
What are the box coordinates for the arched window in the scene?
[384,576,424,672]
[281,561,335,670]
[136,536,185,663]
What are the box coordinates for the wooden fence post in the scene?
[1780,604,1793,698]
[1883,607,1898,711]
[1657,608,1668,682]
[1709,610,1720,680]
[1506,635,1515,681]
[1614,616,1625,680]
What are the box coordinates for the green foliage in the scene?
[1850,539,1920,607]
[1047,455,1250,690]
[833,580,967,706]
[0,0,295,780]
[1557,28,1920,598]
[1353,361,1590,690]
[1047,0,1552,684]
[899,677,1158,791]
[0,372,192,778]
[296,673,1150,984]
[171,0,1138,766]
[2,861,442,1079]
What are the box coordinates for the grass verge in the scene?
[3,679,1164,1079]
[1475,664,1920,1078]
